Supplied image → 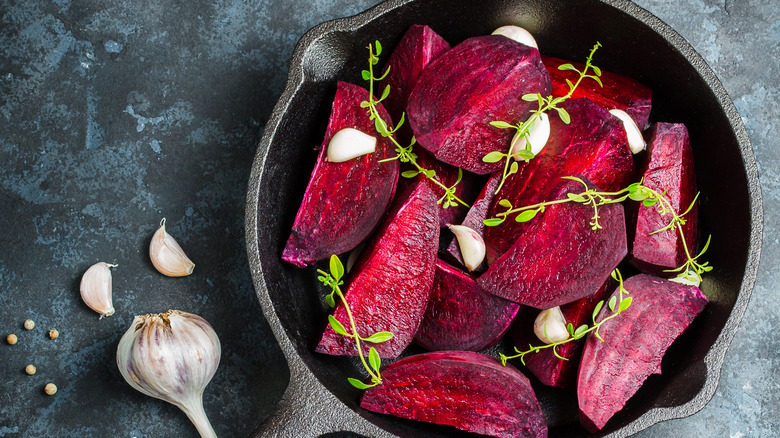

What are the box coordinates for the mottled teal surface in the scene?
[0,0,777,436]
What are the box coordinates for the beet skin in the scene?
[282,81,399,267]
[407,35,551,174]
[316,182,439,358]
[361,351,547,438]
[577,274,708,431]
[478,178,627,309]
[631,123,698,274]
[484,98,635,263]
[511,279,612,388]
[414,259,520,351]
[543,55,652,129]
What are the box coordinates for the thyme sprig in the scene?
[318,255,394,389]
[484,177,712,283]
[361,41,469,209]
[500,269,632,366]
[483,42,604,195]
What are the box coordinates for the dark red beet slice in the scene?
[315,181,439,358]
[414,259,520,351]
[378,24,450,146]
[446,173,501,271]
[361,351,547,438]
[631,123,698,274]
[281,81,399,268]
[577,274,708,431]
[407,35,551,174]
[543,55,652,129]
[484,98,635,263]
[478,178,627,309]
[396,147,475,228]
[511,279,612,388]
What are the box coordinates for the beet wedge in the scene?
[378,24,450,146]
[361,351,547,438]
[484,98,635,263]
[414,259,520,351]
[446,173,501,272]
[407,35,551,174]
[543,55,652,129]
[478,177,627,309]
[315,181,439,358]
[577,274,708,432]
[511,279,612,388]
[282,81,399,268]
[631,123,698,274]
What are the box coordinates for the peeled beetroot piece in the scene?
[396,147,474,228]
[631,123,698,274]
[484,98,634,263]
[478,178,627,309]
[378,24,450,146]
[446,173,501,271]
[543,55,652,129]
[577,274,708,431]
[316,182,439,358]
[511,280,612,388]
[361,351,547,438]
[407,35,551,174]
[414,259,520,351]
[282,81,399,267]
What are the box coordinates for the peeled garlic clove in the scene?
[534,306,570,344]
[150,218,195,277]
[80,262,118,318]
[448,224,486,271]
[492,25,538,49]
[609,109,646,154]
[326,127,377,163]
[117,310,220,438]
[345,242,366,274]
[669,270,702,288]
[510,112,550,160]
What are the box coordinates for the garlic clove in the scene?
[117,310,220,438]
[447,224,486,271]
[534,306,570,344]
[345,242,366,274]
[80,262,118,318]
[510,112,550,160]
[150,218,195,277]
[491,25,538,49]
[609,109,646,154]
[669,270,702,288]
[326,127,377,163]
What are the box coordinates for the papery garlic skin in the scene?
[534,306,570,344]
[510,112,550,159]
[327,127,377,163]
[117,310,220,438]
[80,262,118,318]
[609,109,646,154]
[492,25,538,49]
[150,218,195,277]
[448,224,486,271]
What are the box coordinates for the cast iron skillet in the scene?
[245,0,763,436]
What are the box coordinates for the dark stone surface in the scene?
[0,0,776,437]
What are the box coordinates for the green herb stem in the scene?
[363,41,469,209]
[500,268,632,366]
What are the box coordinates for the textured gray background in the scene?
[0,0,776,437]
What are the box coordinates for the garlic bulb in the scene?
[448,224,486,271]
[510,112,550,159]
[327,127,377,162]
[80,262,118,318]
[609,109,646,154]
[117,310,220,438]
[534,306,570,344]
[150,218,195,277]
